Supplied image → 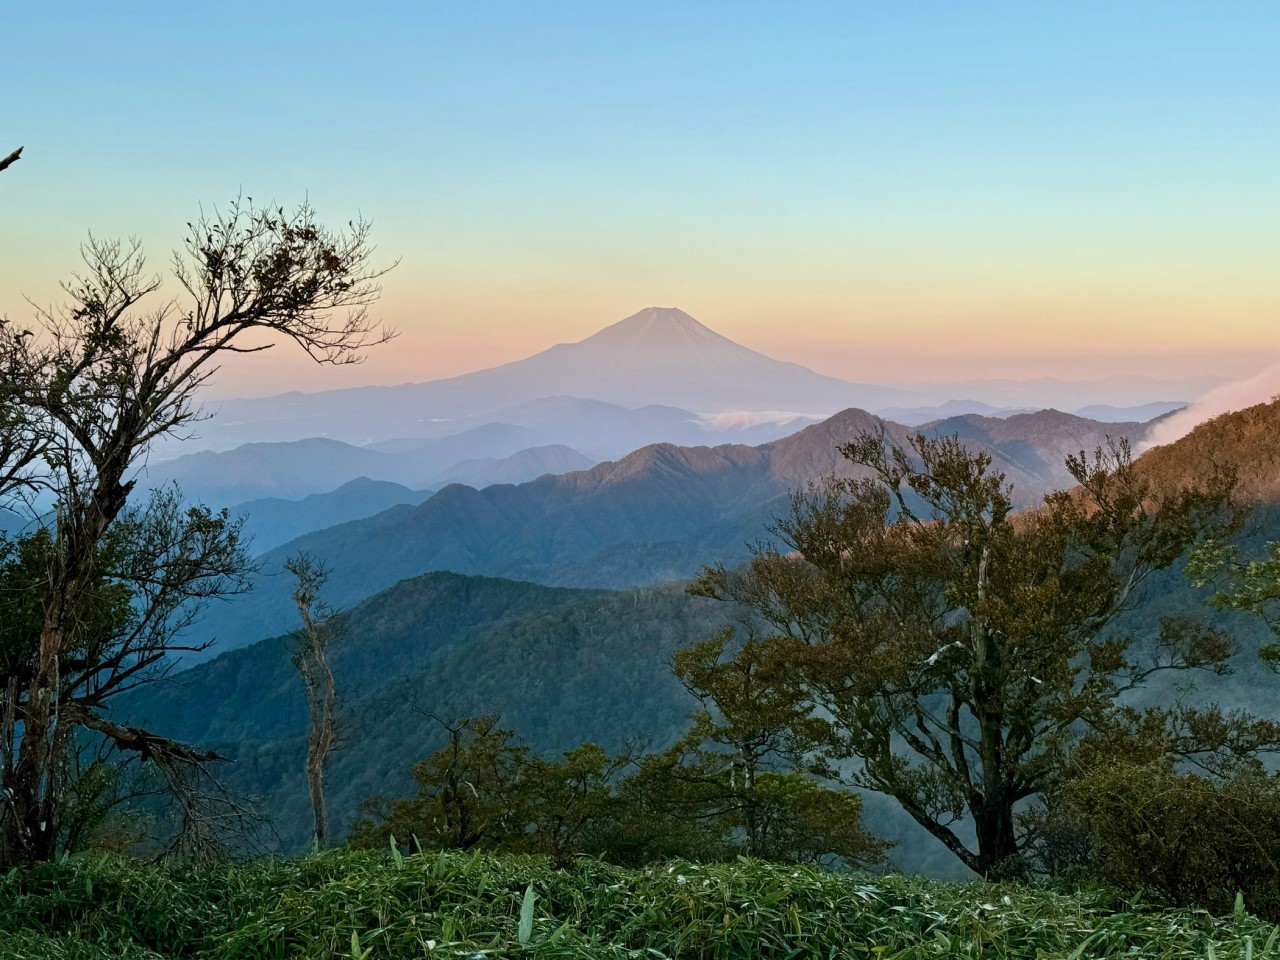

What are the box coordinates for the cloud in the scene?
[697,410,822,431]
[1141,363,1280,451]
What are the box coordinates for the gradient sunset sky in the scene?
[5,2,1277,397]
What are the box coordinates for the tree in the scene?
[349,716,631,866]
[520,742,632,866]
[0,147,20,173]
[671,630,812,858]
[1189,537,1280,665]
[693,429,1238,877]
[0,199,393,865]
[285,552,340,850]
[643,629,886,867]
[351,715,530,854]
[1043,713,1280,920]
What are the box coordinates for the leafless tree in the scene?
[0,147,20,173]
[0,199,394,865]
[285,551,340,849]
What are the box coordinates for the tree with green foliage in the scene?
[352,630,889,869]
[350,715,631,866]
[351,715,529,854]
[520,742,632,866]
[1190,536,1280,664]
[693,429,1239,877]
[636,629,887,867]
[0,200,393,865]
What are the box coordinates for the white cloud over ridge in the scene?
[1141,363,1280,451]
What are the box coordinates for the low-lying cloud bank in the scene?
[1141,363,1280,451]
[697,410,822,430]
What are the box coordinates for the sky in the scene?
[3,2,1278,398]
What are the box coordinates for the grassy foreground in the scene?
[1,850,1277,959]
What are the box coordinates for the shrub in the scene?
[1063,759,1280,920]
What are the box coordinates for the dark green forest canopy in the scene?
[118,573,734,850]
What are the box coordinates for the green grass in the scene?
[1,850,1276,959]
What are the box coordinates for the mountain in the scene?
[402,396,824,460]
[160,308,920,450]
[117,573,731,853]
[0,507,28,538]
[123,573,614,746]
[363,397,705,459]
[365,396,818,462]
[501,307,902,413]
[1074,401,1187,422]
[1136,397,1280,503]
[430,444,595,488]
[875,399,1029,425]
[143,425,546,503]
[143,438,400,504]
[231,478,435,554]
[146,397,821,504]
[920,410,1147,501]
[186,408,1152,653]
[924,375,1221,412]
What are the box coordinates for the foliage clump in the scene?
[1059,757,1280,921]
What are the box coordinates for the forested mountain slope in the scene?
[190,407,1152,653]
[231,478,435,554]
[1137,398,1280,502]
[119,574,729,851]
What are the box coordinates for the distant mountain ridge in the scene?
[188,406,1153,653]
[231,479,436,554]
[875,400,1031,425]
[145,396,821,503]
[433,444,595,488]
[878,400,1186,426]
[1074,401,1186,423]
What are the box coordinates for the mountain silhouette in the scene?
[178,307,921,450]
[187,406,1150,653]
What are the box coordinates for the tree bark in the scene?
[2,610,67,865]
[969,543,1022,878]
[287,554,339,850]
[737,746,758,858]
[303,642,336,849]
